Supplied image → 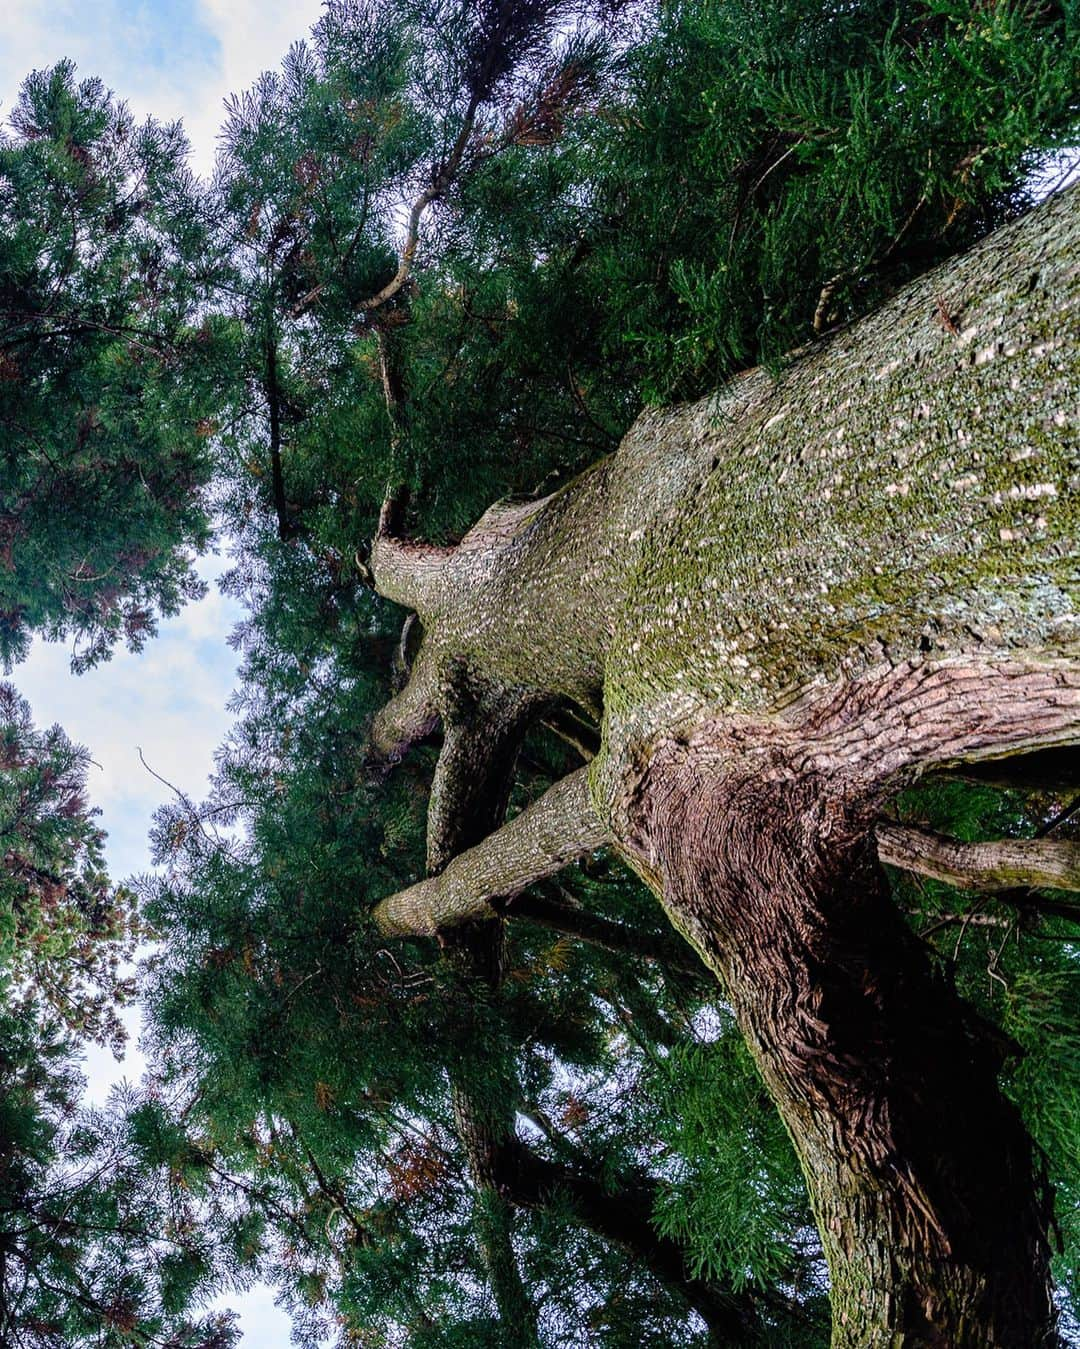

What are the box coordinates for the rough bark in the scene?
[368,186,1080,1344]
[631,751,1055,1346]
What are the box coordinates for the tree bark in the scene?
[368,186,1080,1344]
[374,767,607,934]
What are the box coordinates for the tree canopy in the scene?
[0,0,1078,1342]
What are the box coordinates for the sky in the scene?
[3,1,328,1340]
[1,0,324,177]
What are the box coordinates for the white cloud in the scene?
[1,0,326,176]
[191,0,326,171]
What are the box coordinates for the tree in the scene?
[0,684,241,1347]
[140,634,825,1344]
[5,0,1080,1340]
[0,68,251,1344]
[138,0,1076,1339]
[367,183,1079,1343]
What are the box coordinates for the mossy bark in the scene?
[370,187,1080,1343]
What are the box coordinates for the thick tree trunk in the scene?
[634,753,1055,1346]
[369,186,1080,1344]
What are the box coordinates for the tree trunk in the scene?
[451,1080,542,1347]
[634,753,1055,1346]
[875,822,1080,893]
[369,185,1080,1344]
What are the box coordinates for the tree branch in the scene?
[373,767,607,936]
[504,884,706,978]
[498,1133,779,1343]
[368,645,440,768]
[876,823,1080,894]
[370,532,453,616]
[262,328,302,542]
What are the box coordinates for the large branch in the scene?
[505,884,707,977]
[367,644,441,768]
[877,823,1080,894]
[369,528,452,618]
[499,1135,778,1343]
[426,702,533,874]
[373,767,607,936]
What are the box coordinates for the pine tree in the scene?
[145,0,1079,1339]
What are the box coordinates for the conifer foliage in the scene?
[0,685,240,1347]
[0,65,217,670]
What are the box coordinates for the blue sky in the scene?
[3,0,326,1340]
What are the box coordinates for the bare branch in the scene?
[350,86,485,317]
[877,823,1080,894]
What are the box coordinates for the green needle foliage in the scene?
[0,63,221,671]
[576,0,1080,399]
[0,686,242,1347]
[0,682,138,1051]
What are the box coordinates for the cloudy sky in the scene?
[3,1,329,1340]
[2,0,325,176]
